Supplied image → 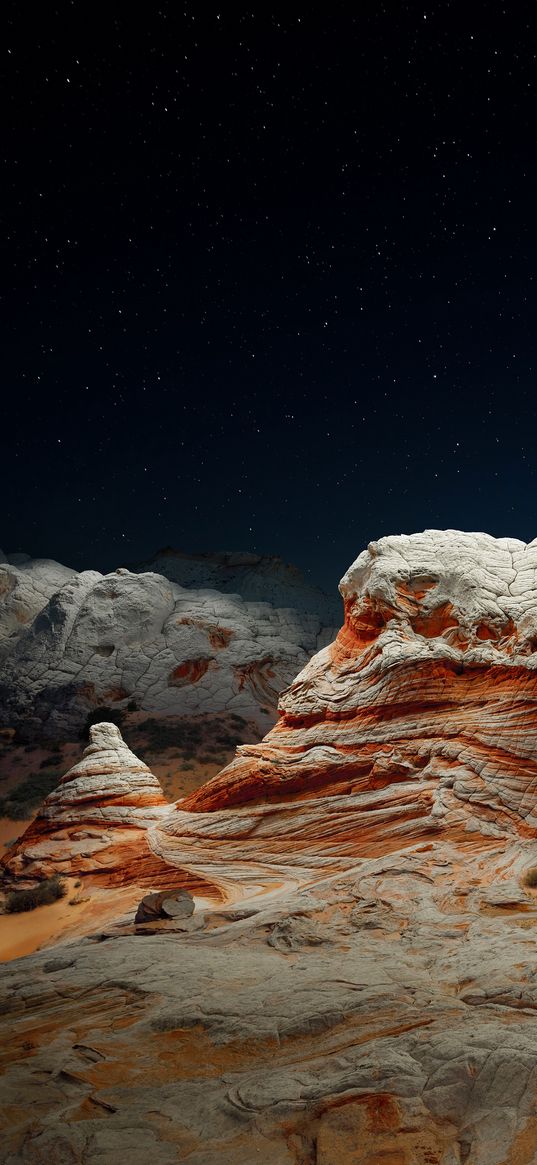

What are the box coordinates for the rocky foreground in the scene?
[3,530,537,1163]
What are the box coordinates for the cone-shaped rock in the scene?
[3,723,172,883]
[41,721,167,823]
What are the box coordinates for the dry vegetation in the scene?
[4,874,66,913]
[0,710,266,833]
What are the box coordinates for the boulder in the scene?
[134,888,194,922]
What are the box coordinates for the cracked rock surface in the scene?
[4,531,537,1162]
[0,551,337,741]
[4,851,537,1164]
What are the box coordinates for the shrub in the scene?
[39,753,63,769]
[81,706,124,740]
[5,875,66,913]
[133,719,202,753]
[524,867,537,887]
[0,771,63,820]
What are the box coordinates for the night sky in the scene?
[3,5,537,593]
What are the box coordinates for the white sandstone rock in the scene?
[0,556,76,656]
[0,554,338,737]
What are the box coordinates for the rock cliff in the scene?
[0,552,76,659]
[0,553,337,739]
[4,531,537,1164]
[120,530,537,905]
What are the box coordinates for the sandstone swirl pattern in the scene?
[164,530,537,883]
[5,532,537,1163]
[3,723,211,891]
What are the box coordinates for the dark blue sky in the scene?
[2,4,536,592]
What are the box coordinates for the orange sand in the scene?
[0,879,143,963]
[0,816,32,857]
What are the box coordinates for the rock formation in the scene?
[3,723,186,887]
[179,528,537,838]
[5,531,537,1163]
[131,547,341,623]
[0,552,75,659]
[0,553,337,739]
[134,887,194,923]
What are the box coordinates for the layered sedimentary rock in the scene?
[9,529,537,887]
[0,556,337,739]
[3,723,179,886]
[175,530,537,858]
[6,531,537,1162]
[4,832,537,1162]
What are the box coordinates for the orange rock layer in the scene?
[133,532,537,898]
[8,531,537,898]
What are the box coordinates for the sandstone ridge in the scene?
[0,553,337,739]
[179,529,537,842]
[5,531,537,1163]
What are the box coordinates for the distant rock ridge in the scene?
[0,554,76,657]
[0,548,339,739]
[130,546,341,623]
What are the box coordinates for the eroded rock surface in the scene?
[0,555,337,739]
[181,530,537,838]
[0,554,76,659]
[2,723,173,885]
[4,851,537,1164]
[131,547,341,623]
[5,532,537,1162]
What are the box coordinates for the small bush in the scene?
[5,875,66,913]
[524,867,537,887]
[39,753,63,769]
[181,762,195,772]
[216,733,236,747]
[0,771,63,820]
[81,706,124,741]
